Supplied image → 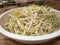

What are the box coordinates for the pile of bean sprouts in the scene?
[3,4,60,36]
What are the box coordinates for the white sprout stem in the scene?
[14,28,18,34]
[9,19,12,28]
[20,17,33,20]
[14,28,20,34]
[20,19,28,24]
[34,12,37,22]
[23,30,26,35]
[28,18,33,30]
[9,14,15,18]
[17,19,24,30]
[34,18,44,29]
[28,12,37,30]
[20,10,27,16]
[35,29,39,35]
[40,27,44,34]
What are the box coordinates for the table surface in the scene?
[0,4,60,45]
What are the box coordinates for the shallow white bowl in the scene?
[0,8,60,44]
